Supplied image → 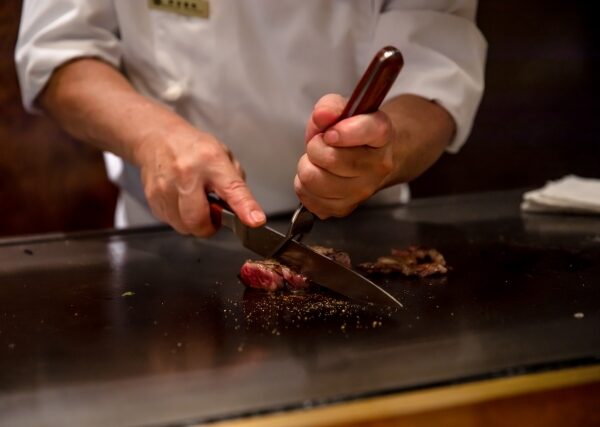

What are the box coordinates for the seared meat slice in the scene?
[311,245,352,268]
[280,266,310,290]
[240,259,309,291]
[359,246,448,278]
[239,260,286,291]
[239,246,352,291]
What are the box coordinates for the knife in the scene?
[209,193,402,308]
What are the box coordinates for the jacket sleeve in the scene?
[15,0,121,113]
[371,0,487,153]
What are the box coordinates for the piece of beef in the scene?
[240,259,310,291]
[359,246,448,278]
[239,260,286,291]
[280,266,310,290]
[239,246,352,291]
[311,245,352,268]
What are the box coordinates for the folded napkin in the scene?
[521,175,600,214]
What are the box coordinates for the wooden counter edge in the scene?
[203,364,600,427]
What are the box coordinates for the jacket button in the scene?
[162,82,183,101]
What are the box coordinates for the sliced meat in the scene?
[359,246,448,278]
[240,259,309,291]
[239,260,286,291]
[280,266,310,290]
[239,246,352,291]
[310,245,352,268]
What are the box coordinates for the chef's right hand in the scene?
[133,123,266,237]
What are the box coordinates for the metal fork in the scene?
[268,203,314,258]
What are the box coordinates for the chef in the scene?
[15,1,486,237]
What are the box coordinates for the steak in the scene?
[358,246,448,277]
[239,246,352,291]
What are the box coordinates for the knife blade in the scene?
[209,194,402,308]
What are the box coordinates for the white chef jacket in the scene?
[16,0,486,227]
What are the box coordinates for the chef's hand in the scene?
[295,93,455,219]
[295,93,394,219]
[134,123,266,237]
[39,58,265,237]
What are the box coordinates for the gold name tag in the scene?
[148,0,209,18]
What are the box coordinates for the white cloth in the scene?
[522,175,600,215]
[16,0,487,226]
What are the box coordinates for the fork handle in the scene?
[337,46,403,123]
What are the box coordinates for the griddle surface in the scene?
[1,190,599,426]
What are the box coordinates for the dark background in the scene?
[1,1,598,237]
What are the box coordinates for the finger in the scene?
[233,159,246,181]
[324,111,392,148]
[306,135,387,178]
[178,190,216,237]
[145,175,188,234]
[211,165,265,228]
[294,175,359,219]
[296,154,370,201]
[305,93,347,142]
[171,160,215,236]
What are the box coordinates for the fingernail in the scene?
[324,130,339,144]
[251,210,266,224]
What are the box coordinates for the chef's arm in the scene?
[38,58,266,235]
[40,58,181,164]
[380,94,455,187]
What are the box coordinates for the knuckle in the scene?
[378,152,394,175]
[155,177,170,195]
[173,159,193,178]
[220,179,252,205]
[381,120,393,142]
[222,178,247,195]
[144,184,157,202]
[205,145,223,162]
[377,112,391,135]
[297,163,319,188]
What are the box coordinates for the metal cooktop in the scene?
[1,190,599,426]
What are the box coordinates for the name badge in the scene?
[148,0,209,19]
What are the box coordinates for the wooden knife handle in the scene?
[207,192,229,228]
[336,46,404,122]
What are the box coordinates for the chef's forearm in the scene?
[380,94,455,187]
[39,58,189,165]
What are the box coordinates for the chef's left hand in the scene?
[295,93,394,219]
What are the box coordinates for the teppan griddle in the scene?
[0,190,599,426]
